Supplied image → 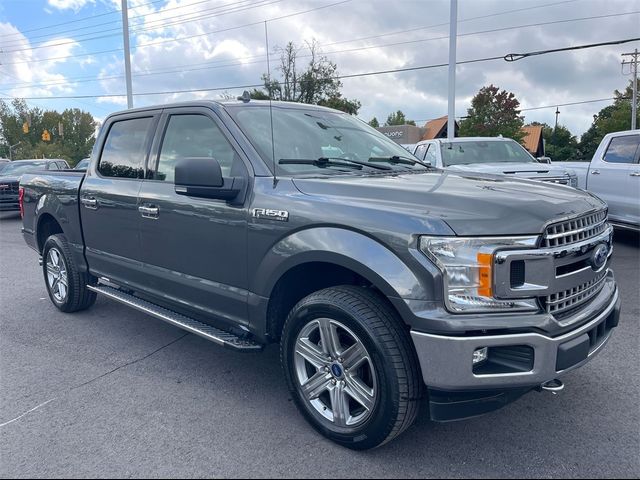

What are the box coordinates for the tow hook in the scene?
[538,379,564,394]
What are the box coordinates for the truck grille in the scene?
[0,181,19,196]
[542,210,607,248]
[542,269,608,316]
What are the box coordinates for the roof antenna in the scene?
[264,21,277,187]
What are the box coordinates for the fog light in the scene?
[473,347,488,365]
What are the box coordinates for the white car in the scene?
[412,137,579,187]
[563,130,640,231]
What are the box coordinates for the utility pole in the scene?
[622,48,638,130]
[447,0,457,140]
[121,0,133,109]
[8,142,20,161]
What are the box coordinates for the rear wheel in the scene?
[281,285,422,450]
[42,234,97,312]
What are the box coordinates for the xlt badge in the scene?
[252,208,289,222]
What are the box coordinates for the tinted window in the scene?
[603,135,640,164]
[155,114,241,182]
[98,117,152,178]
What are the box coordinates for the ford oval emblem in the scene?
[591,243,609,271]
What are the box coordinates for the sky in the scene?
[0,0,639,137]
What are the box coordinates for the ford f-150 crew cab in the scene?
[20,100,620,450]
[411,137,579,187]
[563,129,640,231]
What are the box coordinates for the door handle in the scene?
[81,197,98,209]
[138,205,159,218]
[630,172,640,177]
[590,170,601,175]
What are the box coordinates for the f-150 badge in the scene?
[252,208,289,222]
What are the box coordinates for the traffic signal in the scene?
[22,122,29,133]
[42,129,51,142]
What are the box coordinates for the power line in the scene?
[0,54,507,99]
[4,10,639,89]
[505,37,640,61]
[0,0,208,39]
[520,96,629,111]
[0,0,352,65]
[0,0,575,51]
[0,0,284,52]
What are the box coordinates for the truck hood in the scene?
[292,171,605,236]
[446,162,574,177]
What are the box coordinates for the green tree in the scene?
[368,117,380,128]
[252,41,361,114]
[531,122,580,161]
[579,79,639,160]
[0,99,97,165]
[384,110,416,126]
[459,84,525,141]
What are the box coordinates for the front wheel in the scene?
[281,286,423,450]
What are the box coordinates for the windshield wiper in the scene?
[279,157,392,171]
[368,155,432,169]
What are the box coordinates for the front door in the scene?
[137,108,251,328]
[589,134,640,224]
[80,113,159,285]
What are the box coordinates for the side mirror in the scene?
[174,157,245,202]
[536,156,552,164]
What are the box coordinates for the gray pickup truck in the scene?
[19,100,620,450]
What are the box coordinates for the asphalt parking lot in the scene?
[0,212,638,478]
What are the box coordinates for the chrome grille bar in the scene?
[543,210,608,248]
[543,270,608,315]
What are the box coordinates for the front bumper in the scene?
[410,283,620,391]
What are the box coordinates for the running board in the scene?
[87,284,263,352]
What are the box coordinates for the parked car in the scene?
[0,159,69,212]
[563,130,640,231]
[20,100,619,449]
[412,137,579,187]
[74,158,90,170]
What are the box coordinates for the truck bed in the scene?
[20,170,86,255]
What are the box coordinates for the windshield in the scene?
[441,140,535,167]
[0,161,47,176]
[227,105,426,176]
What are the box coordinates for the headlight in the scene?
[419,236,539,313]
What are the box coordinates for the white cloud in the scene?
[47,0,94,11]
[0,22,79,98]
[6,0,640,136]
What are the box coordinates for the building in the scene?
[376,116,459,145]
[376,124,425,145]
[521,125,545,157]
[421,116,459,140]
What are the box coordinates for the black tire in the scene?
[42,234,97,313]
[281,285,423,450]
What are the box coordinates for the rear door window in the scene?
[98,117,153,178]
[603,135,640,164]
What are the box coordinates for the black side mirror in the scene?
[174,157,245,202]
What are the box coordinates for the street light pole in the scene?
[121,0,134,109]
[9,142,20,161]
[447,0,458,140]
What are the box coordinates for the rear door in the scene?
[136,107,252,327]
[589,134,640,224]
[80,111,160,285]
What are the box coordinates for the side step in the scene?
[87,284,263,352]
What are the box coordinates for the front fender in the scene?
[252,227,431,301]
